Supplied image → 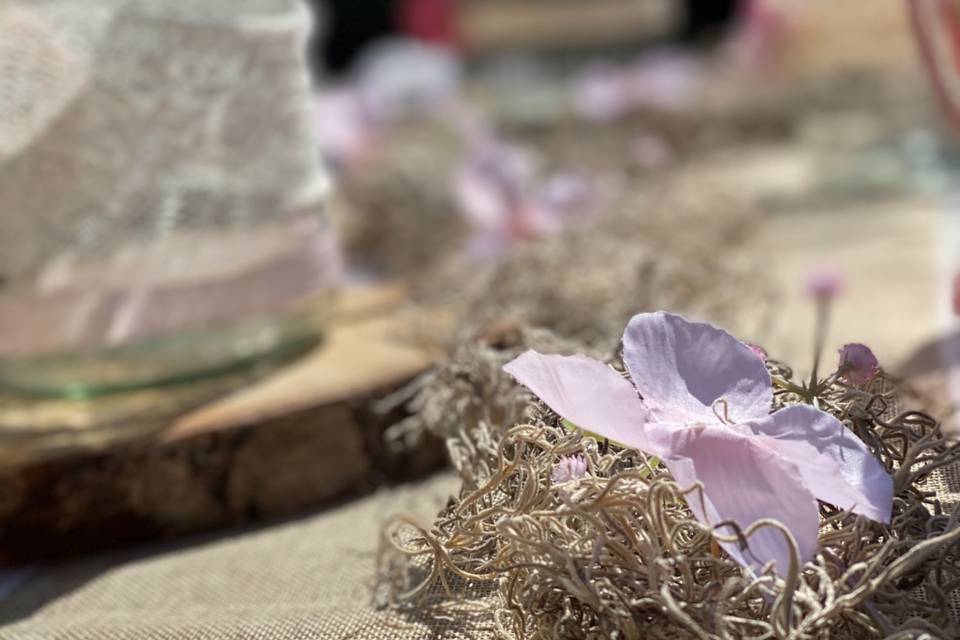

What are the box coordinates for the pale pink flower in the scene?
[624,52,702,113]
[573,64,633,122]
[354,38,462,124]
[454,142,601,256]
[455,140,536,241]
[504,312,892,575]
[573,52,703,121]
[838,343,879,387]
[533,172,600,226]
[551,455,588,483]
[805,267,846,300]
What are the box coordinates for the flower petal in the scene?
[661,425,820,575]
[622,312,772,423]
[738,405,893,523]
[503,350,666,455]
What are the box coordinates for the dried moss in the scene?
[378,343,960,639]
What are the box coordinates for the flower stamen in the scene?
[712,398,732,425]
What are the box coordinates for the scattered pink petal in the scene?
[838,343,879,387]
[805,267,846,300]
[504,312,894,575]
[551,455,588,483]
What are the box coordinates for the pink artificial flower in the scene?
[573,64,633,122]
[624,52,702,113]
[354,38,462,124]
[746,342,768,362]
[455,141,601,256]
[551,454,588,483]
[504,312,892,575]
[805,267,846,300]
[532,172,600,226]
[838,343,879,387]
[455,140,536,243]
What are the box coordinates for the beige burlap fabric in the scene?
[928,461,960,623]
[4,421,960,639]
[0,473,467,640]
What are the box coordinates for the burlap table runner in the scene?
[0,473,465,640]
[3,421,960,639]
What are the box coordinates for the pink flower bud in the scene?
[551,455,588,483]
[805,267,846,300]
[838,343,878,386]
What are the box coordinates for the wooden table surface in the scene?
[0,284,451,564]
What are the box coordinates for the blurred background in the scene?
[2,0,960,637]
